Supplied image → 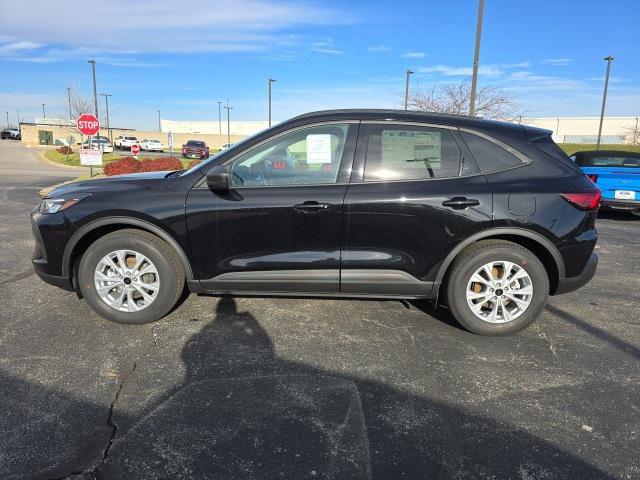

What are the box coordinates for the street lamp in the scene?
[404,69,414,110]
[88,59,99,118]
[469,0,485,116]
[217,101,222,135]
[224,100,233,145]
[268,78,276,127]
[596,55,614,149]
[42,104,46,118]
[67,87,72,120]
[100,93,113,142]
[16,109,20,126]
[6,111,9,128]
[158,110,161,132]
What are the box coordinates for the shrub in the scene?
[138,156,183,173]
[56,146,72,154]
[187,159,202,169]
[104,156,141,176]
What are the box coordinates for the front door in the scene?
[186,122,358,293]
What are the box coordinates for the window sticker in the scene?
[381,130,441,168]
[306,134,332,164]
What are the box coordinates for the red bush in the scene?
[104,156,141,176]
[57,146,72,154]
[187,160,202,169]
[138,157,183,173]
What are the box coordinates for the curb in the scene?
[37,151,87,171]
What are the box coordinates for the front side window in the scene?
[364,125,461,181]
[230,124,350,187]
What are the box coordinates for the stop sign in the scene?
[76,114,100,136]
[131,144,140,155]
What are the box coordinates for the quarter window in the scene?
[230,124,350,187]
[461,131,524,172]
[364,125,461,181]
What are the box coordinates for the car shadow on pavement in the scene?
[597,210,639,221]
[1,298,617,480]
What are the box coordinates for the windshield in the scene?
[577,155,640,168]
[186,141,205,147]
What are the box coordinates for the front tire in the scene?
[445,240,549,336]
[78,229,185,324]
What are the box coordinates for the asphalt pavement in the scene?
[0,139,638,480]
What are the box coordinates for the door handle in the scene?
[294,201,331,212]
[442,197,480,210]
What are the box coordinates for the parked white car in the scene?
[140,139,164,152]
[219,143,234,150]
[83,136,113,153]
[114,135,139,150]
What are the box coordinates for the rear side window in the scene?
[531,135,582,171]
[461,131,523,173]
[364,125,461,181]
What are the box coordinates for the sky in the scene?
[0,0,638,130]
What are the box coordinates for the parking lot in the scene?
[1,138,638,479]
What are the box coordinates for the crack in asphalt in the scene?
[45,361,138,480]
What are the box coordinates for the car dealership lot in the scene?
[0,140,638,479]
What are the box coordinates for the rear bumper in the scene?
[554,253,598,295]
[600,199,640,211]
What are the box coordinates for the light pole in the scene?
[67,87,72,120]
[469,0,485,116]
[157,110,161,132]
[224,100,233,145]
[268,78,276,126]
[88,59,99,118]
[596,55,614,149]
[100,93,113,142]
[42,104,46,118]
[16,109,20,126]
[6,111,9,128]
[217,101,222,135]
[404,69,414,110]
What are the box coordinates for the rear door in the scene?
[341,122,493,296]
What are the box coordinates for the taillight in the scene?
[586,174,598,183]
[560,191,601,211]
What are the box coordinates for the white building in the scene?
[521,116,639,144]
[160,119,271,136]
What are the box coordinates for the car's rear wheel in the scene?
[445,240,549,335]
[78,229,185,324]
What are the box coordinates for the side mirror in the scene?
[206,165,230,191]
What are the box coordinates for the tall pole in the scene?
[217,101,222,135]
[16,109,19,126]
[100,93,113,142]
[88,59,99,118]
[404,69,414,110]
[157,110,161,132]
[469,0,485,116]
[42,104,46,118]
[67,87,72,120]
[224,100,233,145]
[596,55,614,149]
[6,111,9,128]
[268,78,276,126]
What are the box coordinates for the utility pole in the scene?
[100,93,113,142]
[596,55,614,149]
[217,101,222,135]
[88,59,99,118]
[6,111,9,128]
[67,87,73,120]
[404,69,414,110]
[16,109,20,126]
[158,110,161,132]
[268,78,276,126]
[224,100,233,145]
[42,104,46,118]
[469,0,485,116]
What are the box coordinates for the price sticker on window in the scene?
[306,134,332,164]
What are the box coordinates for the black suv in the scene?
[31,110,600,335]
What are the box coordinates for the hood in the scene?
[46,170,175,198]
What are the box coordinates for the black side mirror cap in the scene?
[206,165,230,191]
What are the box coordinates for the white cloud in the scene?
[0,40,42,56]
[368,45,391,52]
[401,52,426,58]
[311,39,343,55]
[0,0,350,56]
[418,64,503,77]
[541,58,572,66]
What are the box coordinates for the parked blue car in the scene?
[572,150,640,215]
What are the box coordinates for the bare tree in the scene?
[623,119,640,145]
[407,79,522,121]
[59,83,105,124]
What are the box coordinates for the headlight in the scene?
[39,193,90,214]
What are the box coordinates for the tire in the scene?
[78,229,185,324]
[445,240,549,336]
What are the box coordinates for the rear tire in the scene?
[445,240,549,336]
[78,229,185,324]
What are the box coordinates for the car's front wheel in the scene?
[78,229,185,324]
[445,240,549,336]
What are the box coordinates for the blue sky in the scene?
[1,0,638,130]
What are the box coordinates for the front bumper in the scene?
[554,253,598,295]
[31,210,75,292]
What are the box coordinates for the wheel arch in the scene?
[62,217,195,285]
[434,228,565,296]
